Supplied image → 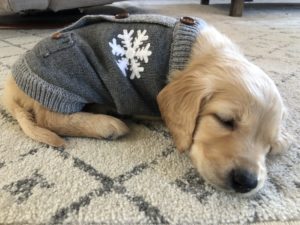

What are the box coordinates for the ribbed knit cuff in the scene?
[169,18,207,72]
[12,57,86,114]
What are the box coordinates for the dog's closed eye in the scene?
[213,114,236,130]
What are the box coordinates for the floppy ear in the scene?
[157,71,211,152]
[269,109,293,155]
[270,128,292,155]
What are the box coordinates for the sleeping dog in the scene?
[2,14,290,195]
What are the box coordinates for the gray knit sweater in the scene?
[12,14,206,116]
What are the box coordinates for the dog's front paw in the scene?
[96,115,129,140]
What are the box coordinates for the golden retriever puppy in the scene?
[1,15,290,195]
[157,26,290,195]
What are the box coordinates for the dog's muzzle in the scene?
[230,169,258,193]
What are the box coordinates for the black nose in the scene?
[230,169,258,193]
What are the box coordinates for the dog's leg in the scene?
[11,101,66,147]
[2,76,66,147]
[35,110,129,140]
[3,75,129,147]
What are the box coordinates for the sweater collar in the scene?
[169,17,207,73]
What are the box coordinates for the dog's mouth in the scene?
[198,168,266,196]
[189,145,267,195]
[203,176,265,196]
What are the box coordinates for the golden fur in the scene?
[2,25,290,195]
[2,77,129,147]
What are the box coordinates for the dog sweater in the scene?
[12,14,206,116]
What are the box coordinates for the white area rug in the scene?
[0,2,299,224]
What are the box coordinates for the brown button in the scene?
[51,32,62,39]
[115,12,129,19]
[180,16,195,26]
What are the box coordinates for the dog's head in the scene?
[157,26,290,195]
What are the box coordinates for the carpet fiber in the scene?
[0,2,299,224]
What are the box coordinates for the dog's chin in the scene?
[239,169,266,197]
[189,146,267,197]
[237,163,267,197]
[198,173,266,197]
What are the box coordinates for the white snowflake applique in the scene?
[109,29,152,79]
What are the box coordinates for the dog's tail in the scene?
[2,76,66,147]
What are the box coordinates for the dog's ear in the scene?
[157,71,212,152]
[269,109,293,155]
[269,128,292,155]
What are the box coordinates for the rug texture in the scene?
[0,2,299,225]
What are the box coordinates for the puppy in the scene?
[2,14,290,195]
